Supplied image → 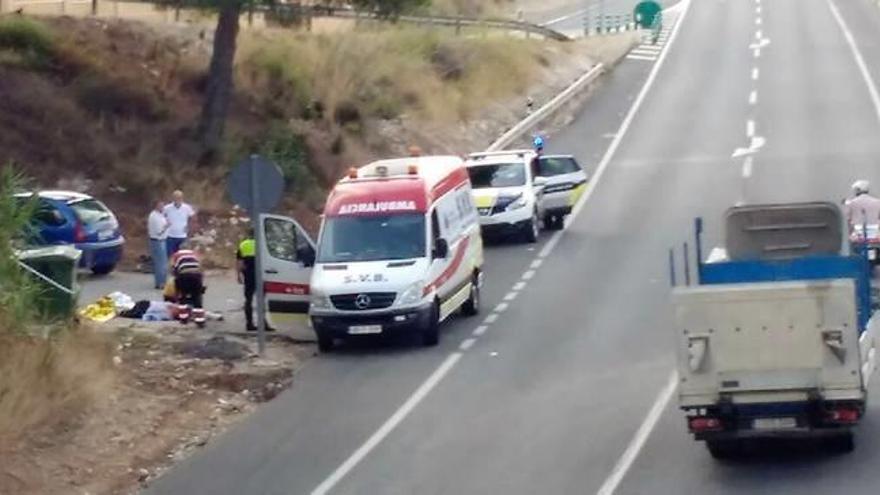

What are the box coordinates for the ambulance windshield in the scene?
[318,213,426,262]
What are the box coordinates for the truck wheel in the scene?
[826,432,855,453]
[461,275,480,316]
[706,440,740,460]
[422,302,440,347]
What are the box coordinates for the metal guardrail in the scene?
[269,4,571,41]
[487,63,605,151]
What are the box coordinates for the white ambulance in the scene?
[258,155,484,351]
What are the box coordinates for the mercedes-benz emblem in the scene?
[354,294,371,310]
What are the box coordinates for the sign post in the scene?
[227,155,285,355]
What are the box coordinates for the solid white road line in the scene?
[310,353,463,495]
[596,371,679,495]
[746,119,755,138]
[742,156,754,178]
[749,90,758,105]
[631,49,662,57]
[827,0,880,125]
[310,0,695,492]
[752,67,760,80]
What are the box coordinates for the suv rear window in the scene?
[69,199,112,225]
[537,157,581,177]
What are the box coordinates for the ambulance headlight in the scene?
[310,293,332,310]
[397,280,425,306]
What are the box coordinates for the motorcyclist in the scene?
[844,180,880,235]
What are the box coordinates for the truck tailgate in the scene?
[674,279,864,406]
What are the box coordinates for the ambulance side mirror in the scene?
[433,238,449,259]
[298,245,316,267]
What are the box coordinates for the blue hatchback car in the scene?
[17,191,125,275]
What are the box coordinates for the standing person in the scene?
[147,200,169,289]
[169,243,206,326]
[236,229,257,331]
[845,180,880,233]
[236,229,274,332]
[163,190,197,257]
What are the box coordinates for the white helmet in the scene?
[853,180,870,195]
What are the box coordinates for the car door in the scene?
[260,214,316,338]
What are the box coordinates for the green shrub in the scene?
[0,166,41,332]
[0,17,55,69]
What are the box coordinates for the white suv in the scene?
[465,150,547,243]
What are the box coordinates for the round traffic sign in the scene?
[227,155,285,214]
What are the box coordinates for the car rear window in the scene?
[69,199,112,225]
[538,157,581,177]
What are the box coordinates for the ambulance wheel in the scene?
[523,211,539,243]
[316,328,335,353]
[462,275,480,316]
[421,302,440,347]
[706,439,741,460]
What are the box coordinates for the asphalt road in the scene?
[143,0,880,493]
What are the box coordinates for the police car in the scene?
[535,154,589,230]
[465,150,548,243]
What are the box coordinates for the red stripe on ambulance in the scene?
[424,237,470,296]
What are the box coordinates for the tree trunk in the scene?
[197,0,241,163]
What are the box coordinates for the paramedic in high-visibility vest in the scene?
[169,242,206,325]
[236,230,258,331]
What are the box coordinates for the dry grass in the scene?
[238,26,552,125]
[0,325,115,444]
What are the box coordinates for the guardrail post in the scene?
[455,16,461,35]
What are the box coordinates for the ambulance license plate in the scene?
[753,417,797,430]
[348,325,382,335]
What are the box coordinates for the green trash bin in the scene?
[17,246,81,320]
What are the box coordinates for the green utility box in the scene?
[17,246,81,320]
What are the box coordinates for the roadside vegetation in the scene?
[0,167,114,444]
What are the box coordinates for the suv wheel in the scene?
[523,211,539,243]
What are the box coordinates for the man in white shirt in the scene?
[163,190,197,256]
[148,200,169,289]
[845,180,880,234]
